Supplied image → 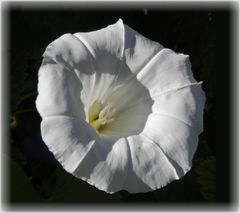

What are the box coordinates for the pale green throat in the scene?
[88,100,115,132]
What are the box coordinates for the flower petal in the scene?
[73,136,129,193]
[98,76,153,137]
[141,113,199,175]
[41,33,96,108]
[123,24,164,75]
[36,58,85,119]
[42,20,126,109]
[100,106,151,137]
[74,19,124,62]
[137,48,197,97]
[41,116,97,173]
[41,116,130,193]
[152,83,206,133]
[123,135,179,193]
[74,19,125,105]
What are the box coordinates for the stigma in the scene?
[88,101,115,132]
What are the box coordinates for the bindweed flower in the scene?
[36,19,205,193]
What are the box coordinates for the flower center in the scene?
[88,100,115,132]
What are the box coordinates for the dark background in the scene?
[3,1,238,210]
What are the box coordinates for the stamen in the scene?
[88,100,103,123]
[88,101,115,132]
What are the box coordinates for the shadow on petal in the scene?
[95,61,154,139]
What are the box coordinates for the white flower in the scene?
[36,19,205,194]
